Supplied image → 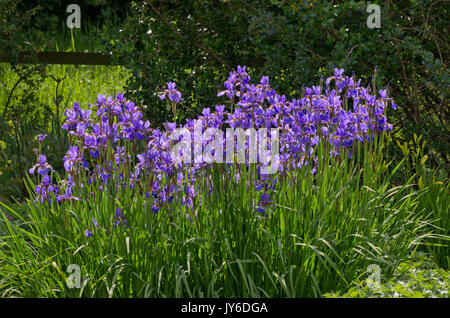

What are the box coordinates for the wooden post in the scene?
[0,51,122,65]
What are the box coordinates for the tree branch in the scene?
[146,1,230,69]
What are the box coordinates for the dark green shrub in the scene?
[111,0,448,165]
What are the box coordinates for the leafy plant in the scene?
[324,257,449,298]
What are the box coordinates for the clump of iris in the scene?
[28,66,396,232]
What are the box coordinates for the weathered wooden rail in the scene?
[0,51,121,65]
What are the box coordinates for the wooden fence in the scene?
[0,51,120,65]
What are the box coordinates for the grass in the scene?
[0,133,448,297]
[0,63,130,124]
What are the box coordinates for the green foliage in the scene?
[390,133,449,269]
[0,62,130,202]
[111,0,449,164]
[0,0,447,298]
[324,258,449,298]
[0,120,38,202]
[0,134,448,297]
[16,0,131,33]
[0,0,39,60]
[0,0,48,121]
[0,0,49,200]
[0,3,131,202]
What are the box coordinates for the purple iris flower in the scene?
[63,146,81,172]
[29,154,55,176]
[56,185,79,203]
[29,65,396,215]
[3,213,13,220]
[36,134,47,143]
[113,207,129,228]
[159,82,183,104]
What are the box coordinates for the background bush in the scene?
[16,0,131,32]
[109,0,448,166]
